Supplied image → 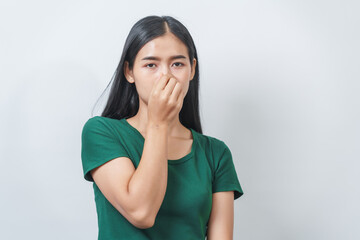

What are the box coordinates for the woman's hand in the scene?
[147,73,185,126]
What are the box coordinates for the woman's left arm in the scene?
[206,191,235,240]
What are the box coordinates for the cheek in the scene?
[140,81,154,94]
[132,67,155,84]
[172,68,192,81]
[135,68,160,83]
[132,76,154,96]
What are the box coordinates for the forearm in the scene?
[128,121,168,222]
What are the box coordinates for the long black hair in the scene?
[93,15,202,134]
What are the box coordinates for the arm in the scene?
[90,74,181,229]
[91,121,168,229]
[207,191,235,240]
[128,121,169,225]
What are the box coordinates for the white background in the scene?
[1,0,359,239]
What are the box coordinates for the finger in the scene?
[176,90,185,110]
[150,74,166,96]
[168,81,182,103]
[175,83,186,103]
[155,73,172,92]
[163,77,178,97]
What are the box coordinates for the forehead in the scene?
[135,33,188,60]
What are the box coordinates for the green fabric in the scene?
[81,116,244,240]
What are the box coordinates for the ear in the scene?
[124,61,135,83]
[190,58,197,81]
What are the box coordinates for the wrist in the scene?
[147,121,168,130]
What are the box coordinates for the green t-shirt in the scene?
[81,116,244,240]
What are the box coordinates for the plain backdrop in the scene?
[1,0,359,239]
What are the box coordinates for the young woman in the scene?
[81,15,244,240]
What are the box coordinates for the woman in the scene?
[81,15,244,240]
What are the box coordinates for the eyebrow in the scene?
[141,55,187,61]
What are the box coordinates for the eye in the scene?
[146,63,156,68]
[173,62,184,67]
[145,62,184,69]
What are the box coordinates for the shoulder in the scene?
[82,116,123,135]
[193,131,233,174]
[193,130,228,155]
[82,116,104,132]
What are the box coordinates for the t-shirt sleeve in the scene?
[81,117,131,182]
[212,141,244,200]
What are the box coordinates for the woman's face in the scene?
[124,32,196,105]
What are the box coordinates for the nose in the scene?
[161,65,170,75]
[160,65,174,79]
